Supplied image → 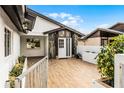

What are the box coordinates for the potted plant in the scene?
[93,35,124,88]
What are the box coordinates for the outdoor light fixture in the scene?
[22,21,29,30]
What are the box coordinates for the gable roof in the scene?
[109,22,124,29]
[27,8,85,36]
[43,27,84,36]
[82,28,124,40]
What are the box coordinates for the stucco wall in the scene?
[20,36,46,57]
[84,37,101,46]
[32,16,60,33]
[78,40,85,46]
[0,7,20,88]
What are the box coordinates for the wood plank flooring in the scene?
[26,57,100,88]
[48,58,100,88]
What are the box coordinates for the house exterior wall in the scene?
[32,16,60,33]
[78,40,85,46]
[21,15,60,58]
[20,15,59,58]
[77,40,84,56]
[83,37,101,46]
[0,7,20,88]
[48,30,80,58]
[20,36,45,57]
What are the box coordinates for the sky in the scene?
[28,5,124,34]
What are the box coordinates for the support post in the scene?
[114,54,124,88]
[5,80,10,88]
[15,78,21,88]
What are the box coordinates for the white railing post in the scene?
[5,81,10,88]
[41,57,48,88]
[44,57,48,88]
[15,78,21,88]
[46,56,48,87]
[114,54,124,88]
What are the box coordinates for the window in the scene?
[59,39,64,48]
[101,39,108,46]
[59,31,65,37]
[26,38,40,49]
[4,28,11,57]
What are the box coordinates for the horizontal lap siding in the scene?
[84,37,101,46]
[32,16,60,33]
[0,7,20,88]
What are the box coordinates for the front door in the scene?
[58,38,72,58]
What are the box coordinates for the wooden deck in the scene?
[26,57,100,88]
[48,58,100,88]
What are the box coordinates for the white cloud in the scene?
[47,13,59,18]
[97,24,110,28]
[47,12,84,33]
[48,12,71,19]
[59,13,71,18]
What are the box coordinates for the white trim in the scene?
[58,37,72,58]
[4,25,13,59]
[66,38,72,58]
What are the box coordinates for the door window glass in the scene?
[59,39,64,48]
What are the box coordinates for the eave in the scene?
[1,5,26,33]
[82,28,124,40]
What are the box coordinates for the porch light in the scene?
[22,21,29,30]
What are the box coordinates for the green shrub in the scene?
[97,35,124,81]
[9,63,23,77]
[9,56,25,88]
[18,56,26,64]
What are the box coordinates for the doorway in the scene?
[58,38,72,58]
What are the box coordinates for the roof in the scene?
[109,22,124,29]
[82,28,124,40]
[1,5,35,33]
[25,7,36,31]
[43,27,84,36]
[27,8,85,37]
[1,5,26,33]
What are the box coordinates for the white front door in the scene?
[58,38,72,58]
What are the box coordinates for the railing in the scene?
[6,56,48,88]
[114,54,124,88]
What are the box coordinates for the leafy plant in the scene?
[9,56,25,88]
[9,63,23,77]
[18,56,26,64]
[97,35,124,82]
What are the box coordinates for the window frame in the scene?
[26,38,41,49]
[101,39,108,46]
[4,27,12,57]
